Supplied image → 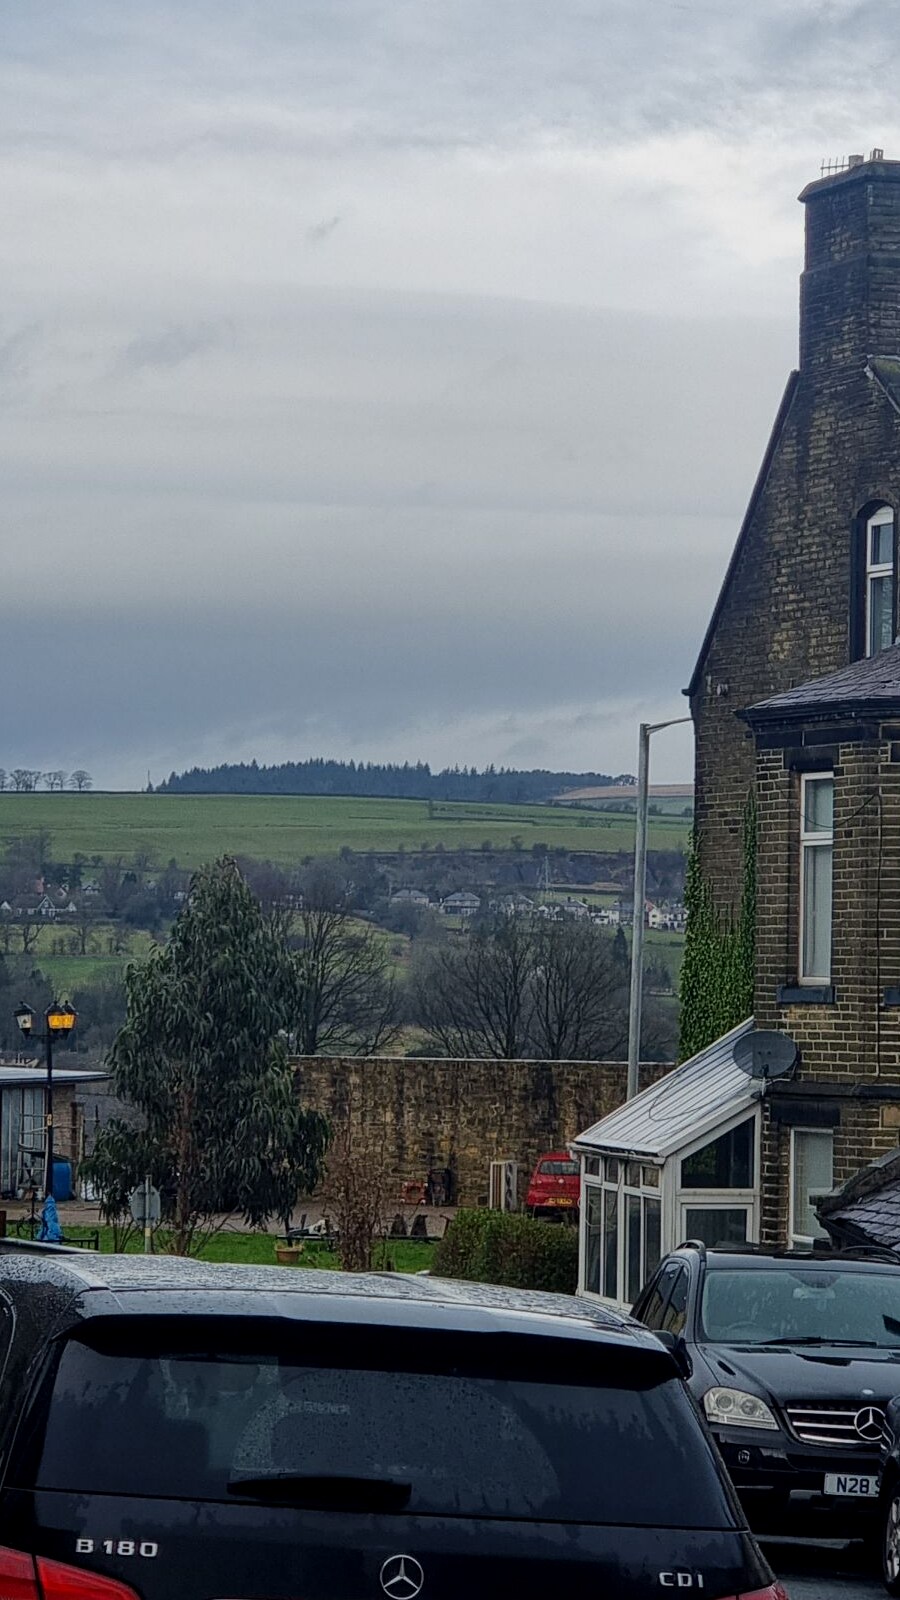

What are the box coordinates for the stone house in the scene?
[576,151,900,1302]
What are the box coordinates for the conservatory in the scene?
[572,1020,764,1308]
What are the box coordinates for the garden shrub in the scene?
[433,1208,578,1295]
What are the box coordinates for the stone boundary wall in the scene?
[291,1055,669,1207]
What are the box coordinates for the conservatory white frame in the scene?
[578,1106,761,1308]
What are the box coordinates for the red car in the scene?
[526,1151,580,1218]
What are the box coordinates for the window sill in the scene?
[777,984,836,1006]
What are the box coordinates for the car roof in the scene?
[0,1242,662,1352]
[685,1245,900,1273]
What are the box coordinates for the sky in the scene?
[1,1,896,789]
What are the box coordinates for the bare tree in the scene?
[10,770,35,792]
[18,914,41,955]
[43,770,67,791]
[412,914,536,1059]
[529,918,629,1060]
[0,770,7,792]
[413,915,647,1062]
[289,864,400,1056]
[68,770,93,792]
[70,894,98,956]
[99,858,136,917]
[322,1117,390,1272]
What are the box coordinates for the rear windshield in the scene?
[16,1320,735,1528]
[538,1161,579,1177]
[702,1267,900,1346]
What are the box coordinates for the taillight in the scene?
[0,1547,142,1600]
[0,1545,39,1600]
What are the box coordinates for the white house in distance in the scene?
[390,888,431,909]
[440,892,481,917]
[572,1022,763,1308]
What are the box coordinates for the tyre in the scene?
[882,1482,900,1594]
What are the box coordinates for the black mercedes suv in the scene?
[632,1241,900,1539]
[0,1241,785,1600]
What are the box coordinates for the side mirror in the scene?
[656,1328,693,1380]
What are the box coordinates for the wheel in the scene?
[882,1483,900,1594]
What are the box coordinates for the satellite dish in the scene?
[733,1029,798,1082]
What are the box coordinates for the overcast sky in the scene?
[1,1,895,788]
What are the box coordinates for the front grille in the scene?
[785,1404,889,1448]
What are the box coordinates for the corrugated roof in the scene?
[572,1019,758,1162]
[0,1067,107,1088]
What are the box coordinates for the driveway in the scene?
[763,1538,882,1598]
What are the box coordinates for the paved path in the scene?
[763,1539,883,1598]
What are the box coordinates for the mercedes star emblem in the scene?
[855,1405,887,1443]
[380,1555,425,1600]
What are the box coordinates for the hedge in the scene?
[432,1208,578,1295]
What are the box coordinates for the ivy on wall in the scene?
[678,792,757,1061]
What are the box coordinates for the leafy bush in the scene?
[433,1208,578,1295]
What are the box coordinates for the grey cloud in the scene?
[0,1,881,786]
[306,215,342,245]
[119,321,229,374]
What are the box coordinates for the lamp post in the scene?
[13,1002,77,1197]
[626,718,692,1101]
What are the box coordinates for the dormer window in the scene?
[865,505,895,655]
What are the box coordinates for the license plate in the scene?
[823,1473,879,1497]
[545,1197,575,1206]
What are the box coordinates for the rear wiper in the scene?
[226,1473,412,1511]
[755,1336,879,1348]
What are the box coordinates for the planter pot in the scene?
[275,1244,302,1266]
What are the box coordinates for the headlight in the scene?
[703,1387,779,1430]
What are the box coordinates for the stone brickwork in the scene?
[692,159,900,1244]
[692,161,900,914]
[750,722,900,1239]
[291,1055,664,1206]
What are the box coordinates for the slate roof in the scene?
[817,1149,900,1253]
[572,1018,758,1162]
[745,641,900,723]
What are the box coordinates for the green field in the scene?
[0,793,691,868]
[12,923,157,991]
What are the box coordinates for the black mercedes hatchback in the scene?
[0,1242,784,1600]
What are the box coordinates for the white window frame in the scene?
[789,1126,834,1249]
[677,1109,760,1249]
[799,772,834,984]
[865,505,895,657]
[579,1157,664,1307]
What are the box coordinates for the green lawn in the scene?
[0,793,690,869]
[89,1225,433,1273]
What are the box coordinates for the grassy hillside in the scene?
[0,793,690,869]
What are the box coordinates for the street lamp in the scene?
[13,1001,77,1196]
[626,718,692,1101]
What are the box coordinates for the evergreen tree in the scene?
[83,857,329,1254]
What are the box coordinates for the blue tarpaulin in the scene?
[37,1195,63,1243]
